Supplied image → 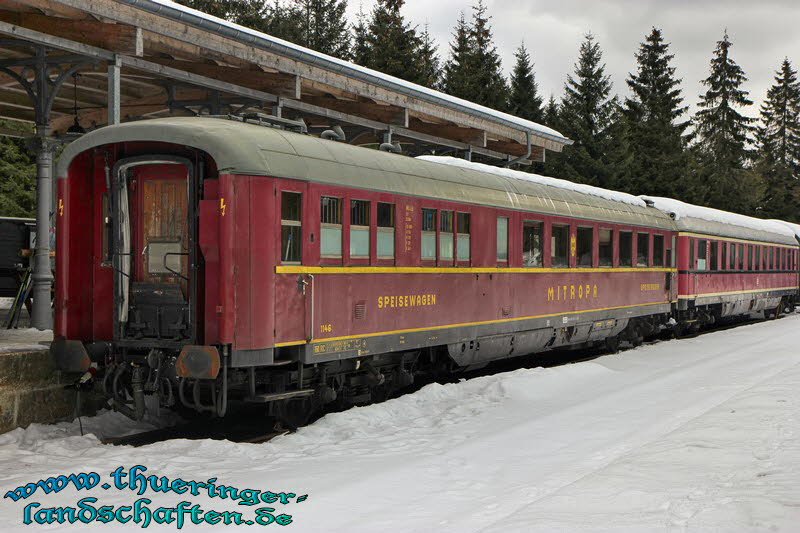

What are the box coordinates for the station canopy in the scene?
[0,0,570,163]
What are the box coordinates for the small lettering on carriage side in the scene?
[640,283,661,291]
[313,338,366,354]
[404,204,414,253]
[546,284,598,302]
[377,293,437,309]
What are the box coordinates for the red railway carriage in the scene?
[645,198,799,327]
[52,116,682,420]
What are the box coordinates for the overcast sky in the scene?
[347,0,800,120]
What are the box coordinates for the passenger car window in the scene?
[653,234,664,267]
[456,213,470,261]
[439,210,454,261]
[576,227,593,267]
[619,231,632,267]
[280,191,302,263]
[421,208,436,260]
[709,241,718,271]
[551,224,569,268]
[522,220,543,267]
[377,202,394,259]
[697,239,707,271]
[350,199,370,258]
[599,229,613,267]
[320,196,342,258]
[636,232,649,267]
[737,244,744,270]
[496,217,508,262]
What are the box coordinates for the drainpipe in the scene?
[504,131,531,167]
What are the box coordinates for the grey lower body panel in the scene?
[301,303,670,363]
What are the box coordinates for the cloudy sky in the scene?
[347,0,800,120]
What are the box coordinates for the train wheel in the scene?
[604,335,620,354]
[274,397,317,429]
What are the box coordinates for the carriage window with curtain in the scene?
[440,210,454,261]
[350,199,370,258]
[653,234,665,267]
[577,227,593,267]
[280,191,301,263]
[320,196,342,258]
[377,202,394,259]
[522,220,543,267]
[755,246,761,270]
[636,232,650,267]
[456,213,470,261]
[709,240,718,271]
[421,208,436,260]
[697,239,707,270]
[599,228,613,267]
[737,244,744,270]
[496,217,508,262]
[619,231,633,267]
[551,224,569,268]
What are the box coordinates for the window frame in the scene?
[420,207,437,262]
[320,195,343,259]
[598,228,613,267]
[522,219,544,268]
[456,211,471,263]
[496,216,509,264]
[576,226,594,268]
[280,190,303,264]
[348,199,371,260]
[636,231,650,267]
[619,231,633,268]
[550,223,570,268]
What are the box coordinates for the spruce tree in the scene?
[0,132,35,217]
[466,0,508,111]
[623,27,691,198]
[293,0,351,59]
[417,24,441,90]
[508,43,544,123]
[351,4,370,66]
[442,12,473,99]
[694,31,758,214]
[359,0,425,85]
[545,34,615,187]
[756,58,800,220]
[543,95,560,130]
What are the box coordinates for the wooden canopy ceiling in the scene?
[0,0,569,163]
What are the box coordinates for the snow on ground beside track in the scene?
[1,316,800,531]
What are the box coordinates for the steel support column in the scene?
[0,43,93,329]
[30,134,54,330]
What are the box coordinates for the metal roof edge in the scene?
[120,0,572,146]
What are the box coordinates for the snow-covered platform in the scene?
[1,315,799,531]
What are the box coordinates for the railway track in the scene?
[101,312,792,447]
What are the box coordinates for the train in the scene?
[50,116,800,424]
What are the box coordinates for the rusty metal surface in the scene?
[175,345,220,379]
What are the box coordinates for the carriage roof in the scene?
[58,117,677,230]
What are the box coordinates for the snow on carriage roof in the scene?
[416,156,647,207]
[771,219,800,240]
[139,0,568,144]
[641,196,796,239]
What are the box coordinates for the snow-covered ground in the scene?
[1,315,799,531]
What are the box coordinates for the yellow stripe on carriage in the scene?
[276,266,677,275]
[678,286,800,299]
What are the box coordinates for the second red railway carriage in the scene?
[50,117,799,420]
